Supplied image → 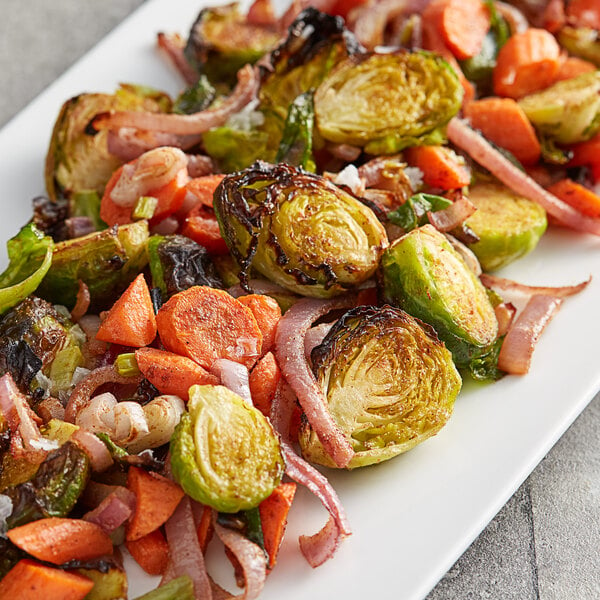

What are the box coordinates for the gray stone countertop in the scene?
[0,1,598,598]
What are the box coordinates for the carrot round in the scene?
[96,273,157,347]
[404,145,471,189]
[249,351,281,417]
[567,134,600,180]
[0,560,94,600]
[464,98,541,166]
[126,465,185,541]
[7,518,113,564]
[180,206,229,255]
[566,0,600,29]
[237,294,282,354]
[135,346,219,399]
[259,482,297,569]
[493,28,562,98]
[156,286,263,369]
[547,179,600,218]
[125,528,169,576]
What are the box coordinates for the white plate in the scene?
[1,2,599,598]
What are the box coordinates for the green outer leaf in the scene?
[276,92,316,172]
[0,224,53,316]
[387,193,452,231]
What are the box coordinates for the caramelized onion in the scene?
[211,359,252,404]
[70,280,91,322]
[427,194,477,232]
[71,428,114,472]
[157,32,198,85]
[480,273,591,299]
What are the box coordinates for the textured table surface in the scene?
[0,1,598,598]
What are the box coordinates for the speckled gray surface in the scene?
[0,1,598,598]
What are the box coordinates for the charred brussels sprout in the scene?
[557,27,600,67]
[382,225,498,368]
[465,183,547,271]
[518,72,600,145]
[38,221,149,311]
[314,51,463,154]
[170,385,284,513]
[185,3,281,87]
[147,234,223,299]
[300,305,461,468]
[45,85,171,201]
[75,556,128,600]
[214,162,388,297]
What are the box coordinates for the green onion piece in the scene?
[132,196,158,220]
[114,352,140,377]
[49,345,84,391]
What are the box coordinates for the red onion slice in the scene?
[495,302,517,337]
[107,128,202,161]
[427,195,477,232]
[228,279,288,298]
[447,118,600,236]
[84,492,133,533]
[210,359,252,405]
[275,296,357,468]
[498,295,563,375]
[70,280,91,322]
[71,428,114,472]
[480,273,591,299]
[157,32,198,85]
[304,323,334,361]
[298,515,342,568]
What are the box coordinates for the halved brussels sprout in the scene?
[300,305,461,468]
[213,161,388,297]
[518,72,600,145]
[45,85,171,201]
[76,556,128,600]
[37,221,149,311]
[557,26,600,67]
[381,225,498,368]
[314,50,463,154]
[465,182,547,271]
[170,385,284,513]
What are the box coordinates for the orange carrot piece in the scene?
[196,504,213,553]
[125,528,169,576]
[156,286,263,370]
[547,178,600,218]
[184,174,226,209]
[0,559,94,600]
[567,134,600,181]
[249,351,281,417]
[237,294,282,354]
[553,56,597,83]
[463,97,541,166]
[96,273,157,347]
[566,0,600,29]
[404,145,471,189]
[259,482,297,569]
[135,346,219,399]
[180,206,229,255]
[493,28,561,98]
[126,466,185,541]
[7,518,113,564]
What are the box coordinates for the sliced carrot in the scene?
[259,482,297,569]
[96,273,157,347]
[553,56,597,83]
[7,518,113,564]
[237,294,282,354]
[493,28,562,99]
[567,133,600,169]
[404,145,471,189]
[180,206,230,255]
[126,466,185,541]
[0,559,94,600]
[184,174,226,209]
[546,178,600,218]
[196,504,213,553]
[463,97,541,166]
[135,346,218,399]
[125,528,169,576]
[566,0,600,29]
[156,286,263,370]
[249,351,281,417]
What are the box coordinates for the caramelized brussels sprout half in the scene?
[38,221,148,311]
[170,385,284,513]
[557,26,600,67]
[300,305,461,468]
[133,576,194,600]
[214,161,388,297]
[382,225,498,368]
[45,85,171,201]
[76,556,128,600]
[465,182,547,271]
[185,3,281,87]
[314,51,463,154]
[518,72,600,145]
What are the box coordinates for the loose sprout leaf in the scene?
[173,75,216,114]
[557,26,600,67]
[0,224,54,316]
[275,92,316,172]
[468,336,505,381]
[70,189,107,232]
[387,193,452,231]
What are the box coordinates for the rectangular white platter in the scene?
[0,1,599,598]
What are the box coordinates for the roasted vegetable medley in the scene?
[1,0,599,598]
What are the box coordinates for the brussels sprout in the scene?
[147,234,223,299]
[37,221,149,311]
[299,305,461,468]
[465,182,547,271]
[557,26,600,67]
[314,50,463,154]
[184,3,281,87]
[275,92,316,172]
[132,576,194,600]
[214,161,388,297]
[173,75,216,115]
[4,442,90,528]
[76,556,128,600]
[0,224,53,316]
[382,225,498,368]
[518,72,600,145]
[387,193,452,232]
[170,385,284,513]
